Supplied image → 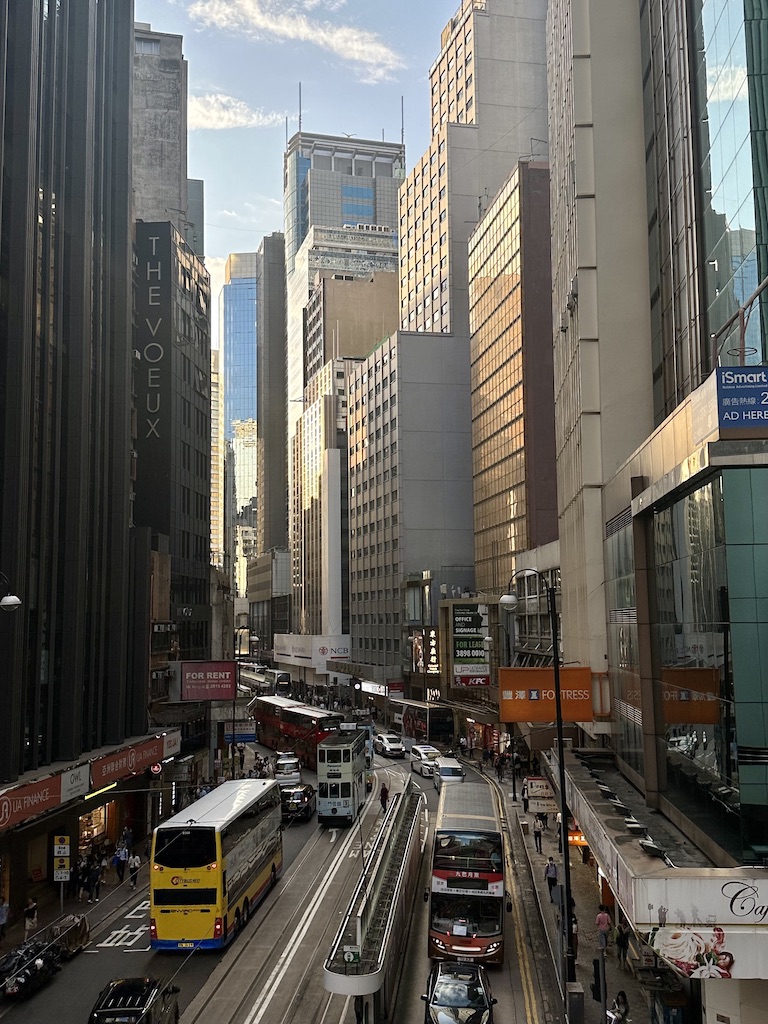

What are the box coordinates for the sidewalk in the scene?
[0,861,148,956]
[505,785,647,1024]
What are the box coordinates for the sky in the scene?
[134,0,460,343]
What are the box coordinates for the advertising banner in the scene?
[0,777,62,832]
[180,660,237,701]
[452,604,490,687]
[659,667,720,725]
[499,667,593,722]
[91,736,166,789]
[717,366,768,437]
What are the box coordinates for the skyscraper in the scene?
[222,253,259,440]
[0,0,135,782]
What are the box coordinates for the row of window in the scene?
[351,562,399,580]
[351,614,399,626]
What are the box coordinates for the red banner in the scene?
[0,776,62,831]
[499,667,593,722]
[180,660,237,700]
[91,737,166,789]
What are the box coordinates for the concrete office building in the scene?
[346,334,475,693]
[520,0,768,1018]
[211,351,225,571]
[398,0,548,338]
[133,223,212,662]
[468,162,557,595]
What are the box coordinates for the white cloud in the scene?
[187,0,404,83]
[707,65,748,104]
[188,93,287,130]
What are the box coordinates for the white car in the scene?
[410,744,442,777]
[275,754,302,786]
[373,733,406,758]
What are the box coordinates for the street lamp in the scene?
[0,573,21,612]
[501,570,575,989]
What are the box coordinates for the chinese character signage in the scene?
[717,367,768,437]
[499,667,593,721]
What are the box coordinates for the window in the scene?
[135,38,160,54]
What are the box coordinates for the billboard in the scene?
[181,661,237,701]
[499,667,593,722]
[452,604,490,687]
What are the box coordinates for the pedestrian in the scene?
[380,783,389,813]
[541,811,549,831]
[23,897,37,939]
[458,735,467,757]
[521,780,529,814]
[556,810,563,852]
[78,860,91,901]
[117,843,129,883]
[570,914,579,963]
[354,994,364,1024]
[237,741,246,770]
[128,851,141,891]
[609,991,630,1022]
[596,904,612,950]
[544,856,558,902]
[0,894,9,943]
[495,756,504,782]
[88,861,101,903]
[616,918,631,970]
[533,815,544,854]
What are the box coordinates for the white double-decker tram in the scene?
[317,728,368,826]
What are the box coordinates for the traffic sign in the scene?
[342,945,360,963]
[53,836,71,857]
[53,870,70,882]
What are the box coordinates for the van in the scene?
[410,744,441,777]
[433,756,466,791]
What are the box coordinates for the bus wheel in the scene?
[234,909,241,933]
[242,899,250,925]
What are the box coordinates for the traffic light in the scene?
[591,959,601,1001]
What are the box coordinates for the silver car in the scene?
[373,733,406,758]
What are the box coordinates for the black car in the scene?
[280,783,317,820]
[88,977,180,1024]
[421,961,497,1024]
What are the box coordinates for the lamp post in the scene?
[0,572,21,612]
[501,570,575,990]
[484,627,516,801]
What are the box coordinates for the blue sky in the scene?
[134,0,458,339]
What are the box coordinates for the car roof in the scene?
[437,961,483,980]
[382,733,401,739]
[94,977,161,1010]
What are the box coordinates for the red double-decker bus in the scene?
[429,780,509,965]
[248,695,343,770]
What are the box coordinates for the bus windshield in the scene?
[154,827,217,868]
[431,895,503,937]
[434,832,503,872]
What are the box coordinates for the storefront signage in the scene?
[426,628,440,675]
[60,765,90,804]
[526,776,558,814]
[91,736,166,789]
[717,366,768,437]
[163,731,182,758]
[180,660,237,701]
[499,667,593,722]
[224,721,257,743]
[0,777,62,831]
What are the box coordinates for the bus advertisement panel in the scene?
[149,779,282,950]
[429,781,508,965]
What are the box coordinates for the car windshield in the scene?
[282,788,306,800]
[276,758,300,771]
[433,974,487,1008]
[383,735,401,743]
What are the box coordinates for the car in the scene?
[421,961,497,1024]
[88,977,180,1024]
[274,754,302,786]
[433,757,466,791]
[280,783,317,820]
[410,744,442,777]
[373,733,406,758]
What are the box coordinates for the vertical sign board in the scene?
[133,224,173,533]
[452,604,490,687]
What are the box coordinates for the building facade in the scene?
[468,161,557,594]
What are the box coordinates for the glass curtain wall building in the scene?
[223,253,259,440]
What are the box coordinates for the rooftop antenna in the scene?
[298,82,302,132]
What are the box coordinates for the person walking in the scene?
[88,860,102,903]
[0,895,9,944]
[570,914,579,964]
[116,843,129,884]
[609,990,630,1022]
[616,918,631,970]
[128,851,141,891]
[596,904,613,950]
[544,857,559,903]
[78,859,91,902]
[556,810,563,853]
[237,741,246,771]
[379,783,389,813]
[23,897,37,939]
[533,815,544,854]
[521,780,529,814]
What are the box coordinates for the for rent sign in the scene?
[180,660,237,701]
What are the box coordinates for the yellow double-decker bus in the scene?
[149,779,282,950]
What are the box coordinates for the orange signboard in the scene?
[499,667,593,723]
[659,667,720,725]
